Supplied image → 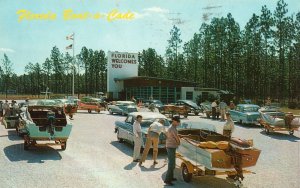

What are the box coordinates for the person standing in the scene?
[3,100,10,117]
[133,115,143,162]
[211,100,218,120]
[164,116,181,186]
[0,101,3,122]
[223,112,235,137]
[229,101,236,110]
[139,119,166,166]
[219,100,227,121]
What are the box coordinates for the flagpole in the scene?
[72,32,75,97]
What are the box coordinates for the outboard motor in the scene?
[47,111,56,136]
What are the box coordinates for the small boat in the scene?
[177,122,261,185]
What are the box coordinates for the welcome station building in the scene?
[107,51,230,103]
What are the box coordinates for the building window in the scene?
[186,92,193,100]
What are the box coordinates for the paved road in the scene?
[0,110,299,188]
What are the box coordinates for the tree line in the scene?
[1,0,299,102]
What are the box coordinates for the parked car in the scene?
[114,112,169,148]
[19,99,72,150]
[200,102,212,118]
[175,100,201,115]
[229,104,260,125]
[108,101,138,116]
[144,100,164,111]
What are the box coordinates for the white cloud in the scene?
[0,48,15,53]
[134,6,169,20]
[143,7,169,14]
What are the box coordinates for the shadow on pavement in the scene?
[140,162,166,171]
[110,141,133,157]
[4,143,62,163]
[234,123,262,129]
[161,169,236,188]
[259,130,300,142]
[124,162,137,170]
[7,130,23,141]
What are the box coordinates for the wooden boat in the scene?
[177,127,260,183]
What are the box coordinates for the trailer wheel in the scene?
[61,141,67,150]
[264,127,270,134]
[182,163,192,182]
[24,140,29,150]
[289,130,294,135]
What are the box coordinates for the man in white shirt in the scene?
[223,112,234,137]
[139,119,166,166]
[133,115,143,162]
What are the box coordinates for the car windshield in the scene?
[140,119,170,128]
[179,122,216,132]
[244,107,259,112]
[117,102,135,106]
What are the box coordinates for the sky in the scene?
[0,0,299,74]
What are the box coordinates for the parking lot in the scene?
[0,110,299,188]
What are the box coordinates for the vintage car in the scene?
[19,100,72,150]
[177,121,261,185]
[108,101,138,116]
[176,100,201,115]
[114,112,168,148]
[229,104,260,125]
[143,99,164,111]
[77,96,107,113]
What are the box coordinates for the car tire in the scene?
[195,112,199,116]
[61,141,67,150]
[264,127,270,135]
[182,163,192,182]
[88,109,92,113]
[289,130,294,135]
[109,109,113,115]
[121,111,125,116]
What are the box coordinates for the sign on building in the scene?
[107,51,139,99]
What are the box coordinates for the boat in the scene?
[20,100,72,150]
[176,122,261,185]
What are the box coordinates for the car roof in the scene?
[128,112,167,119]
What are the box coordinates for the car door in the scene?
[124,116,135,143]
[230,105,240,121]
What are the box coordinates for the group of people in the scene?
[0,100,22,122]
[132,115,181,186]
[211,100,235,121]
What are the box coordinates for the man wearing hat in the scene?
[164,116,181,186]
[223,112,235,137]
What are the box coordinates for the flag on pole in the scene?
[66,44,73,50]
[66,33,74,40]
